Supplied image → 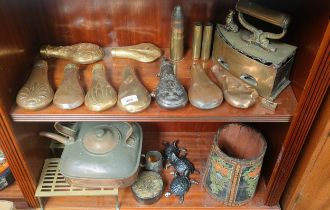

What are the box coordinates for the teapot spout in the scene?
[39,131,73,145]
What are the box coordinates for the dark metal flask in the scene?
[152,58,188,109]
[170,5,184,61]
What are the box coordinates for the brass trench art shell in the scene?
[189,63,223,109]
[111,43,162,63]
[170,5,184,61]
[192,22,203,60]
[40,43,104,64]
[203,123,267,206]
[211,65,258,109]
[117,66,151,113]
[16,60,54,110]
[131,171,164,204]
[53,64,85,109]
[152,58,188,109]
[85,64,117,111]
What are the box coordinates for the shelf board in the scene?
[0,182,29,209]
[11,49,297,122]
[41,132,279,210]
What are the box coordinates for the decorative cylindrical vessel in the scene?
[203,123,267,206]
[192,22,203,60]
[201,23,213,61]
[170,5,184,61]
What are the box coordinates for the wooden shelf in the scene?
[10,49,297,123]
[0,182,30,209]
[40,132,279,210]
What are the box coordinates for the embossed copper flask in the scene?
[85,64,117,111]
[117,66,151,113]
[16,60,54,110]
[211,65,258,109]
[111,43,162,63]
[53,64,85,109]
[189,63,223,109]
[152,58,188,109]
[40,43,104,64]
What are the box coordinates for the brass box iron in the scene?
[212,0,297,100]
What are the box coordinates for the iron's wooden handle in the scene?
[236,0,290,29]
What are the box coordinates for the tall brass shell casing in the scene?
[192,22,203,60]
[189,64,223,109]
[111,43,162,63]
[211,65,259,109]
[53,64,85,109]
[40,43,104,64]
[16,60,54,110]
[201,23,213,61]
[170,5,184,61]
[117,66,151,113]
[85,64,117,111]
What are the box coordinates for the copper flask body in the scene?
[189,64,223,109]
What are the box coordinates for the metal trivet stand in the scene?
[35,158,119,210]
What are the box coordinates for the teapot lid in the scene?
[82,125,120,154]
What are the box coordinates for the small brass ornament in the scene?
[40,43,104,64]
[111,43,162,63]
[53,64,85,109]
[16,60,54,110]
[117,66,151,113]
[211,65,258,109]
[189,63,223,109]
[85,64,117,111]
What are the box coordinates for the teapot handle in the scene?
[54,122,77,138]
[123,122,134,145]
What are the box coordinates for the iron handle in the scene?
[236,0,290,29]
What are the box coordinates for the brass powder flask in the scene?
[40,43,104,64]
[16,60,54,110]
[53,64,85,109]
[117,66,151,113]
[85,64,117,111]
[188,63,223,109]
[211,65,258,109]
[111,43,162,63]
[152,58,188,109]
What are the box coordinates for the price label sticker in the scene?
[121,95,138,106]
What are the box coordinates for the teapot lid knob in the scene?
[95,129,105,138]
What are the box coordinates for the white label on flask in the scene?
[121,95,138,105]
